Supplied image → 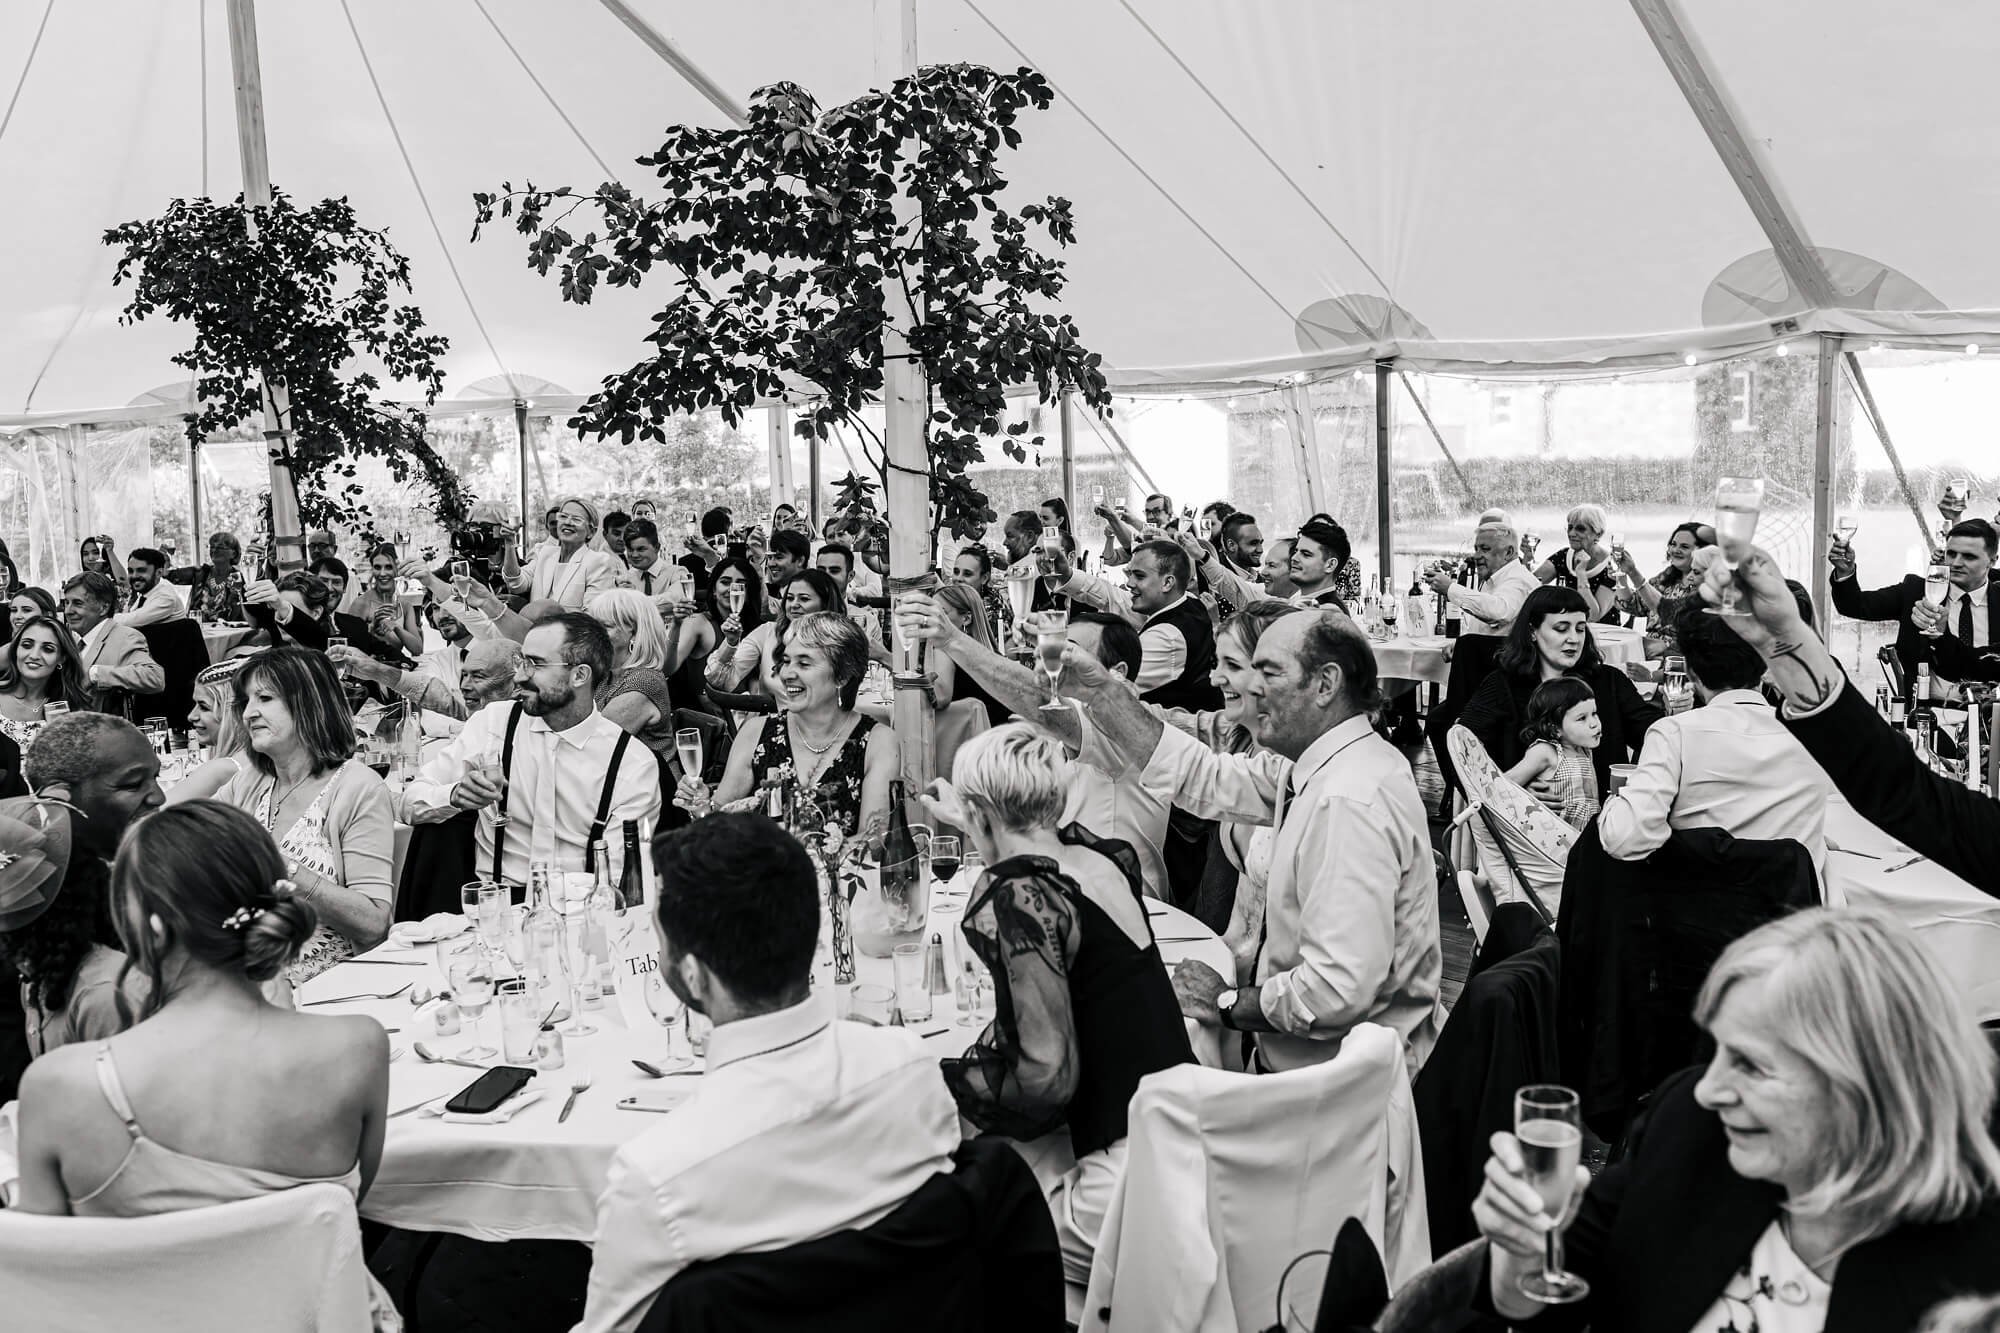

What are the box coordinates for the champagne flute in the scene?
[1515,1084,1589,1304]
[1711,476,1765,616]
[1026,609,1069,711]
[1926,562,1951,608]
[1835,515,1859,547]
[326,634,348,678]
[674,727,705,784]
[446,940,498,1060]
[1040,530,1065,594]
[726,585,746,619]
[451,559,474,599]
[479,752,509,828]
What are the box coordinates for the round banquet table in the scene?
[201,621,255,661]
[1821,793,2000,1022]
[1371,622,1645,685]
[305,890,1232,1243]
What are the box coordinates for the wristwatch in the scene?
[1215,987,1239,1030]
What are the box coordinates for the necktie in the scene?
[642,570,654,596]
[1959,591,1975,647]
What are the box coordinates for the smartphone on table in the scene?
[444,1065,536,1115]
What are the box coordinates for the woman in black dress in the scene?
[928,722,1195,1284]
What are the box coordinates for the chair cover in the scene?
[0,1181,374,1332]
[1079,1023,1428,1333]
[1447,724,1575,918]
[135,618,207,731]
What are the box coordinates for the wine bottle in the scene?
[583,840,616,1003]
[618,819,644,912]
[879,780,922,937]
[523,861,561,1012]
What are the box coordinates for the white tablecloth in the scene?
[314,893,1231,1242]
[1822,796,2000,1022]
[1372,623,1645,684]
[201,623,255,661]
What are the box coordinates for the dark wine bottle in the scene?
[619,819,644,910]
[879,779,920,920]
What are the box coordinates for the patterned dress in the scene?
[749,714,877,838]
[1526,739,1601,830]
[256,780,355,985]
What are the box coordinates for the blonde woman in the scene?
[932,582,1008,725]
[508,496,620,610]
[165,658,253,804]
[1533,503,1619,620]
[1473,909,2000,1329]
[586,587,679,768]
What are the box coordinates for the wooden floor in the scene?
[1408,733,1479,1014]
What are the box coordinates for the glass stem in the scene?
[1544,1225,1563,1284]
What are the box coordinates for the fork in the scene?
[301,982,412,1006]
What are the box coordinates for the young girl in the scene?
[1506,676,1602,829]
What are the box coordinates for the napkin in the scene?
[418,1088,547,1124]
[389,914,468,947]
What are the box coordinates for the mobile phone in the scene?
[444,1065,535,1115]
[726,541,748,559]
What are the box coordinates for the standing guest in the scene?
[1178,527,1278,614]
[1471,910,2000,1330]
[165,531,247,623]
[403,614,661,888]
[345,543,424,656]
[1072,609,1441,1072]
[1831,517,2000,692]
[1038,497,1082,568]
[763,527,810,600]
[2,715,164,1052]
[602,509,631,562]
[214,649,393,981]
[1531,503,1619,620]
[61,572,164,709]
[1217,512,1264,578]
[510,497,621,610]
[1143,493,1178,531]
[10,802,398,1331]
[78,535,119,580]
[1910,518,2000,690]
[1598,599,1830,876]
[587,588,681,778]
[575,813,958,1333]
[0,614,91,747]
[305,529,338,564]
[164,659,253,804]
[680,613,895,842]
[1614,520,1716,655]
[1046,539,1224,711]
[114,549,187,628]
[929,724,1195,1282]
[952,543,1015,644]
[1288,518,1352,610]
[1000,509,1062,615]
[1457,585,1663,800]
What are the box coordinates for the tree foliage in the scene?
[105,190,468,536]
[473,62,1113,543]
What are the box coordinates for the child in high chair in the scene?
[1505,676,1602,830]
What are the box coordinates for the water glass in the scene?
[1515,1085,1589,1305]
[892,942,933,1023]
[956,958,994,1027]
[497,979,539,1062]
[445,940,498,1060]
[42,701,70,721]
[849,983,897,1027]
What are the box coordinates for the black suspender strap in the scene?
[583,730,636,875]
[490,703,526,883]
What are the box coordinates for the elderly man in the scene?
[114,548,188,628]
[1423,518,1541,802]
[1044,539,1222,711]
[61,572,163,709]
[306,529,339,564]
[333,608,521,727]
[1072,609,1441,1073]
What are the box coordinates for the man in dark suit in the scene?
[1830,518,2000,693]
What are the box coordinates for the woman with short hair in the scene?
[1473,908,2000,1330]
[214,649,394,981]
[508,496,620,610]
[1533,503,1619,619]
[1616,520,1718,654]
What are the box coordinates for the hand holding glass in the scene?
[1026,610,1070,711]
[1711,476,1765,616]
[1926,563,1950,607]
[1514,1085,1589,1304]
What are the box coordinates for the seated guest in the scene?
[1000,510,1060,614]
[1288,518,1353,610]
[509,496,620,610]
[0,612,91,748]
[707,568,844,698]
[1914,519,2000,686]
[61,572,164,708]
[697,556,774,697]
[950,542,1015,644]
[1614,521,1715,655]
[2,714,164,1051]
[332,595,494,721]
[679,613,895,842]
[931,724,1194,1282]
[576,813,958,1333]
[78,534,119,581]
[763,525,810,600]
[675,505,733,591]
[1599,599,1829,877]
[215,649,393,981]
[1504,676,1603,831]
[931,583,1010,726]
[1178,527,1295,616]
[10,585,58,627]
[1531,503,1619,620]
[165,530,248,622]
[613,517,675,599]
[344,543,424,656]
[1457,585,1662,800]
[1260,535,1298,601]
[588,588,680,775]
[165,659,253,804]
[1212,512,1264,597]
[305,528,339,565]
[305,558,402,652]
[1472,909,2000,1328]
[1048,539,1224,711]
[404,613,661,886]
[1425,517,1540,637]
[1064,610,1442,1074]
[10,801,397,1327]
[602,508,630,561]
[113,548,188,628]
[1833,517,1999,691]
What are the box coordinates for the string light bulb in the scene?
[1968,344,1982,356]
[1774,343,1790,357]
[1683,353,1698,367]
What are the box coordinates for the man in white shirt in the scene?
[1067,609,1441,1074]
[114,548,188,628]
[1424,520,1539,639]
[575,813,959,1333]
[1910,518,2000,692]
[1287,518,1353,610]
[403,613,660,885]
[1599,598,1829,880]
[1044,540,1222,711]
[61,572,165,705]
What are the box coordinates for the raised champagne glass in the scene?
[1712,476,1765,616]
[1515,1084,1589,1305]
[1026,609,1070,711]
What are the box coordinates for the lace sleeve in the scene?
[940,863,1083,1140]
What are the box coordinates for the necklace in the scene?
[788,712,846,755]
[263,770,321,832]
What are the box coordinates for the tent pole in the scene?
[188,436,204,555]
[808,420,823,534]
[1812,335,1839,621]
[225,0,305,575]
[766,403,794,514]
[1281,383,1326,517]
[1374,360,1393,588]
[1059,395,1076,523]
[514,399,532,539]
[595,0,748,126]
[875,0,933,801]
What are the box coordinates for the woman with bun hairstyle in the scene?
[11,802,392,1278]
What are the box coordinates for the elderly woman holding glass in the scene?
[1532,503,1619,621]
[1472,909,2000,1331]
[677,611,896,841]
[508,495,620,610]
[1616,520,1718,655]
[215,648,394,982]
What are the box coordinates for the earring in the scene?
[149,913,169,944]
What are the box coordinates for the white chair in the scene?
[1446,724,1576,920]
[1079,1023,1428,1333]
[1456,869,1495,948]
[0,1182,374,1332]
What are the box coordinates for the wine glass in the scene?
[640,964,692,1065]
[1026,609,1069,711]
[43,701,70,721]
[1514,1085,1589,1304]
[674,727,705,784]
[326,634,348,677]
[1835,515,1859,547]
[928,834,962,884]
[476,883,511,956]
[445,940,498,1060]
[1711,476,1765,616]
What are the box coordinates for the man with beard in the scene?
[114,548,189,627]
[403,613,660,888]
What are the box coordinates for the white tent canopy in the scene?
[8,0,2000,426]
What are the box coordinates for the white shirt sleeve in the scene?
[1059,568,1144,629]
[1447,564,1534,628]
[1596,720,1684,861]
[1133,622,1188,693]
[402,705,497,821]
[574,1152,687,1333]
[1140,723,1289,824]
[1257,785,1402,1038]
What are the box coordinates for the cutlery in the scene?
[631,1059,699,1078]
[412,1041,488,1068]
[1884,854,1927,873]
[344,957,429,966]
[1156,935,1208,943]
[388,1098,440,1119]
[558,1072,593,1123]
[302,983,411,1006]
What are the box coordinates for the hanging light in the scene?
[1682,353,1698,367]
[1968,343,1983,356]
[1352,368,1368,381]
[1870,341,1887,353]
[1774,343,1790,357]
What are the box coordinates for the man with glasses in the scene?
[403,612,661,887]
